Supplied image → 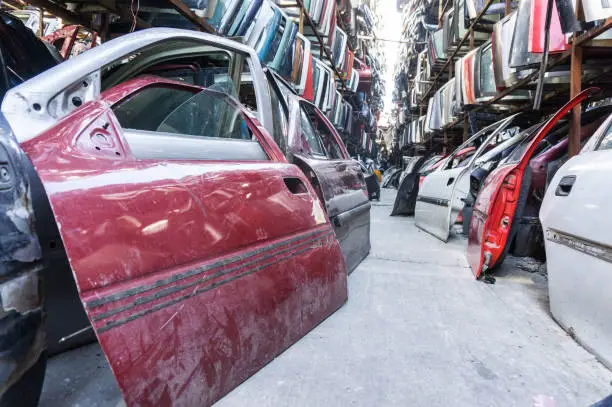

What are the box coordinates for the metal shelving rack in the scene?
[416,0,612,157]
[419,0,496,104]
[279,0,349,93]
[12,0,216,36]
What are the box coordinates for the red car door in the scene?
[467,88,597,279]
[528,0,569,54]
[18,77,348,405]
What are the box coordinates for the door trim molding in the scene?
[416,195,450,207]
[94,228,335,333]
[545,228,612,264]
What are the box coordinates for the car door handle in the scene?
[447,177,454,186]
[555,175,576,196]
[283,177,308,194]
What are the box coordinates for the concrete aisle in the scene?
[217,189,612,407]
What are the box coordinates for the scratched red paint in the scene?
[21,77,348,406]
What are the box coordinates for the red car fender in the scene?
[467,88,599,278]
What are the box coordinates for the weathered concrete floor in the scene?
[217,188,612,407]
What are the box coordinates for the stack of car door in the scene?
[466,89,610,278]
[416,114,522,242]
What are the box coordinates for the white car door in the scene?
[540,113,612,368]
[415,114,519,241]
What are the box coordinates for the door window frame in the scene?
[104,78,274,162]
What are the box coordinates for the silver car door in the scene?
[540,113,612,368]
[416,114,519,241]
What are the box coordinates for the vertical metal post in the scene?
[505,0,512,16]
[465,27,475,142]
[568,0,584,158]
[100,13,109,42]
[443,131,448,154]
[569,43,583,157]
[299,7,304,34]
[469,29,475,50]
[39,8,44,37]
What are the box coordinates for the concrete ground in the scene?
[217,189,612,407]
[41,188,612,406]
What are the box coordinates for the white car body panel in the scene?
[540,113,612,369]
[582,0,612,23]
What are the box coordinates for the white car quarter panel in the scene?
[541,148,612,369]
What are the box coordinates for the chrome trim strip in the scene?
[545,228,612,264]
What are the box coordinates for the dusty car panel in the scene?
[227,0,263,37]
[467,88,596,278]
[0,12,64,405]
[0,12,58,100]
[461,48,477,105]
[277,79,370,273]
[355,57,371,92]
[418,155,446,188]
[474,41,496,103]
[510,0,541,69]
[0,115,46,407]
[491,11,533,100]
[382,167,402,189]
[391,156,426,216]
[415,114,519,242]
[244,0,274,49]
[3,29,350,406]
[12,74,348,406]
[255,4,284,61]
[540,113,612,369]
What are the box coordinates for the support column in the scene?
[39,8,44,37]
[568,43,583,157]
